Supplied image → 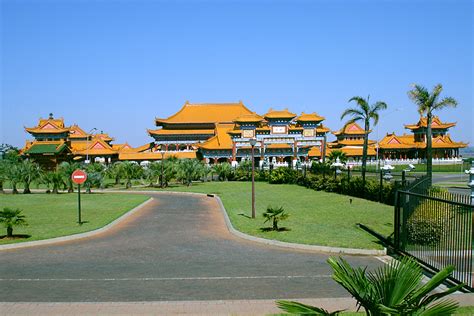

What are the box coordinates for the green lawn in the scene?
[158,181,393,250]
[0,193,148,244]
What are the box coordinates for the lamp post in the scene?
[86,127,97,164]
[160,150,165,188]
[249,138,257,219]
[465,161,474,205]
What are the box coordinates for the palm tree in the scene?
[0,207,28,237]
[408,84,457,181]
[0,159,9,194]
[18,159,42,194]
[120,161,142,189]
[262,206,289,231]
[5,163,21,194]
[85,163,106,193]
[213,162,232,181]
[278,256,462,315]
[176,159,203,186]
[327,150,348,164]
[42,170,65,194]
[341,96,387,184]
[59,161,80,193]
[106,161,123,186]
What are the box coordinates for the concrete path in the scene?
[0,193,384,303]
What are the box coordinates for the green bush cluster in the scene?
[407,218,445,246]
[268,168,300,184]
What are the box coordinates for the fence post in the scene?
[402,170,406,187]
[379,169,383,202]
[393,190,401,249]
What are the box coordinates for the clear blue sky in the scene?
[1,0,472,148]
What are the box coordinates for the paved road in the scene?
[0,193,384,302]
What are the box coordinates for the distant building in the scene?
[378,116,467,161]
[22,113,149,169]
[327,122,376,160]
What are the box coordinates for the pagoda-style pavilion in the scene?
[328,122,376,159]
[378,116,467,160]
[23,114,148,168]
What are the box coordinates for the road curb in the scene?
[121,190,386,256]
[0,198,154,251]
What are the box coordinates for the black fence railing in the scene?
[394,188,473,290]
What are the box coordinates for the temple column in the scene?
[232,142,236,161]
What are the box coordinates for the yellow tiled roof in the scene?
[198,123,234,150]
[155,101,254,124]
[340,147,376,157]
[297,112,325,122]
[25,117,69,134]
[119,151,197,161]
[148,129,215,136]
[378,133,468,150]
[265,143,292,149]
[233,113,264,123]
[333,122,369,136]
[68,124,89,138]
[264,108,297,119]
[72,137,117,155]
[337,139,376,146]
[405,116,456,130]
[316,124,331,133]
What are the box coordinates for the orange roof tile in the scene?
[316,124,331,133]
[233,113,264,123]
[155,101,254,125]
[265,143,292,149]
[119,151,197,161]
[25,117,69,134]
[68,124,90,138]
[297,112,325,122]
[72,137,117,155]
[333,122,369,136]
[339,147,376,157]
[336,139,376,146]
[405,116,456,130]
[264,108,297,119]
[198,123,234,150]
[148,129,215,136]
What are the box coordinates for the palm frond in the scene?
[417,299,459,316]
[433,96,457,110]
[340,108,364,121]
[276,300,343,315]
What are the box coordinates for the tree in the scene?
[327,150,348,164]
[213,162,232,181]
[341,96,387,184]
[17,159,42,194]
[0,208,28,237]
[120,161,142,189]
[277,256,462,315]
[176,159,203,186]
[106,162,123,186]
[262,206,289,231]
[408,84,457,181]
[85,163,106,193]
[0,159,9,194]
[5,163,21,194]
[59,161,80,193]
[42,170,65,194]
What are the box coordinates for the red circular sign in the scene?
[71,169,87,184]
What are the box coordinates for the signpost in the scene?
[71,169,87,224]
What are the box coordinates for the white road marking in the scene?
[0,275,332,282]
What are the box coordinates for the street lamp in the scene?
[160,150,165,188]
[86,127,98,164]
[249,137,257,219]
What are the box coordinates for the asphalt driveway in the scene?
[0,193,384,302]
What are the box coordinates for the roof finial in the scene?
[239,100,243,104]
[185,100,190,104]
[49,113,54,119]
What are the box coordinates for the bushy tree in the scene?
[213,162,232,181]
[120,161,142,189]
[327,150,347,164]
[0,207,28,237]
[176,159,203,186]
[18,159,42,194]
[5,163,21,194]
[42,170,66,194]
[106,161,123,186]
[85,163,106,193]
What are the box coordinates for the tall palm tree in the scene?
[327,150,348,165]
[408,84,457,181]
[5,163,21,194]
[341,96,387,183]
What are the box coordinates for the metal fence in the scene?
[394,187,473,289]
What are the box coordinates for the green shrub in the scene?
[269,167,301,184]
[407,218,445,246]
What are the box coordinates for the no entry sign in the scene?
[71,169,87,185]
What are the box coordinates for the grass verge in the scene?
[0,193,148,245]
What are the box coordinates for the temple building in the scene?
[22,114,148,168]
[327,122,376,159]
[144,101,330,165]
[378,116,467,160]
